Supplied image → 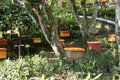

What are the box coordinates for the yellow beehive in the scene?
[75,2,80,6]
[64,47,85,60]
[32,38,42,43]
[108,34,116,42]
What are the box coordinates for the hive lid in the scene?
[0,39,7,41]
[60,39,65,41]
[87,41,101,44]
[60,31,70,32]
[32,38,41,40]
[109,34,116,37]
[0,48,7,51]
[64,47,85,52]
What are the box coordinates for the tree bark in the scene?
[70,0,84,37]
[43,4,65,57]
[115,0,120,66]
[91,0,99,28]
[70,0,88,49]
[32,7,64,57]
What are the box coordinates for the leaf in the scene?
[92,73,102,80]
[84,72,91,80]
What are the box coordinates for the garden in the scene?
[0,0,120,80]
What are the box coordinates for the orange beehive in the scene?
[99,0,107,3]
[0,48,7,59]
[60,31,70,37]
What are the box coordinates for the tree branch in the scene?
[32,8,50,44]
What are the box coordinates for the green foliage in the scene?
[0,1,36,35]
[18,14,35,34]
[0,49,118,79]
[78,8,115,21]
[31,30,42,37]
[53,0,77,31]
[0,59,27,79]
[0,2,11,32]
[98,9,115,21]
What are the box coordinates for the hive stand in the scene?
[14,44,24,58]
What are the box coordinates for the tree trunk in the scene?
[70,0,84,37]
[70,0,88,49]
[70,0,99,49]
[32,5,65,57]
[44,4,65,58]
[17,0,65,58]
[91,0,99,28]
[115,0,120,66]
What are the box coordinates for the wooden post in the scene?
[14,44,24,58]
